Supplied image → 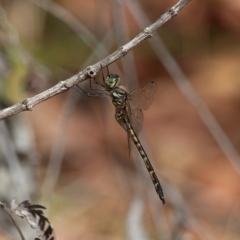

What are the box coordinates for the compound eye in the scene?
[105,74,120,88]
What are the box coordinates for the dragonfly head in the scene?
[105,74,120,89]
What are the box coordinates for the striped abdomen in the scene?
[124,118,165,204]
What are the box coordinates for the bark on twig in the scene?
[0,0,192,120]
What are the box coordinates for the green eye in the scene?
[105,74,120,88]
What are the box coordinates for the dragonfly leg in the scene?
[100,64,106,86]
[106,65,110,75]
[76,84,108,97]
[100,64,111,85]
[90,78,105,91]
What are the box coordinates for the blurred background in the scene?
[0,0,240,239]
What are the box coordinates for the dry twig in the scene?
[0,0,192,120]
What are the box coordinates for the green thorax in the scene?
[110,87,128,107]
[104,73,128,107]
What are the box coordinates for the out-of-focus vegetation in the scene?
[0,0,240,239]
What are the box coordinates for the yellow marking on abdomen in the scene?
[123,117,165,204]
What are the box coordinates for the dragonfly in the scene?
[79,66,165,204]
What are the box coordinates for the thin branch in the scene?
[0,202,25,240]
[37,0,118,202]
[127,0,240,178]
[111,0,138,90]
[0,0,192,120]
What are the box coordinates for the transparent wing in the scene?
[127,133,132,156]
[127,108,143,155]
[115,113,127,132]
[128,81,157,110]
[128,107,144,135]
[115,108,143,135]
[115,112,133,156]
[117,116,132,156]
